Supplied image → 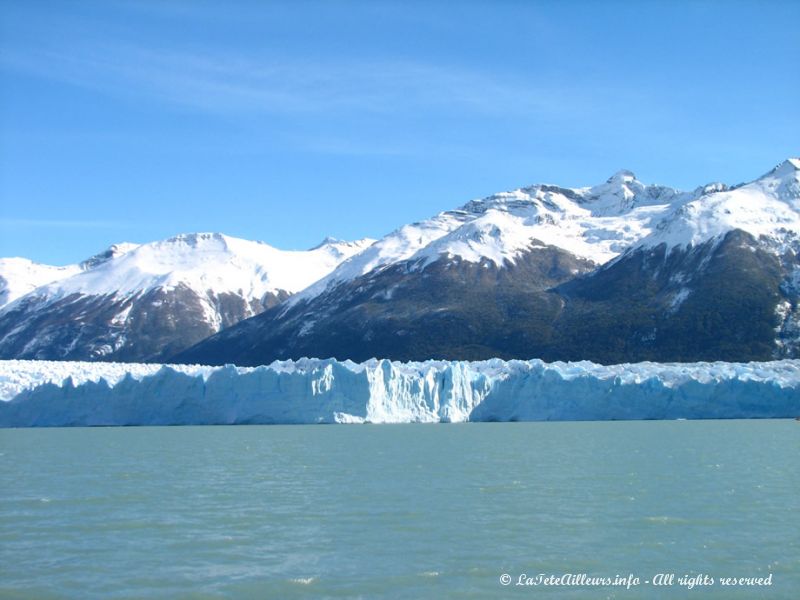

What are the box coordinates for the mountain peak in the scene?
[607,169,637,183]
[578,169,656,214]
[750,158,800,203]
[310,236,343,250]
[79,242,139,271]
[753,158,800,183]
[769,158,800,177]
[164,232,228,247]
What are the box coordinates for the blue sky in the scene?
[1,0,798,265]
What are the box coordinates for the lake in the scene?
[1,420,797,598]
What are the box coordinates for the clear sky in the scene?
[1,0,798,265]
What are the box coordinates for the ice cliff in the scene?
[1,358,799,427]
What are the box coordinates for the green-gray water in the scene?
[1,421,798,599]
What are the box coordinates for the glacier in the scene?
[1,358,799,427]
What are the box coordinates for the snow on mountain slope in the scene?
[285,213,471,308]
[78,242,140,270]
[287,159,800,308]
[640,159,800,251]
[2,358,798,426]
[286,171,702,307]
[28,233,374,302]
[0,242,143,309]
[6,159,800,365]
[0,234,374,362]
[0,258,82,308]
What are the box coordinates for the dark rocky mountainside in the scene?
[176,229,797,366]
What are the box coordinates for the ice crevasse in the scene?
[0,358,799,427]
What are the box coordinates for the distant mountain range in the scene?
[2,158,800,365]
[0,235,373,361]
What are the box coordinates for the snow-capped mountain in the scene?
[178,158,800,366]
[283,168,707,309]
[0,258,82,308]
[0,243,148,310]
[0,233,374,362]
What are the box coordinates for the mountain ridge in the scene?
[0,233,374,361]
[177,157,800,366]
[3,158,799,365]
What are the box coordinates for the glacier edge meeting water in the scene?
[1,358,799,427]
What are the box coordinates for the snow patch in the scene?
[669,288,691,311]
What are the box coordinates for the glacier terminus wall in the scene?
[1,358,799,427]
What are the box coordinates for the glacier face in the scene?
[1,359,799,427]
